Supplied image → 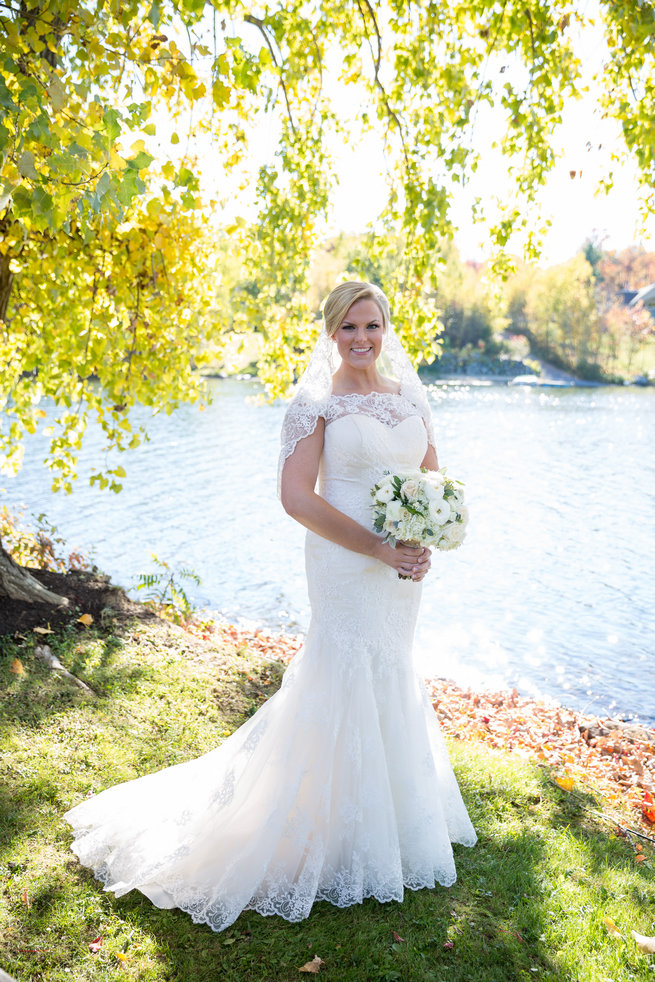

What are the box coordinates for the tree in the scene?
[3,0,655,603]
[523,254,601,370]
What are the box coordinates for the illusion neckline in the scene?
[329,388,403,400]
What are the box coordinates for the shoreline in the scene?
[3,566,654,832]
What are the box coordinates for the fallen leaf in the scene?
[642,792,655,823]
[635,854,646,863]
[632,930,655,953]
[21,889,29,907]
[554,775,574,792]
[89,935,103,954]
[392,932,405,943]
[298,955,325,973]
[10,659,24,675]
[443,940,455,950]
[116,952,127,962]
[77,613,94,627]
[604,917,623,939]
[33,626,54,635]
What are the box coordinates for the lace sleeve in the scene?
[277,395,328,494]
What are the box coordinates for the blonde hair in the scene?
[322,281,390,337]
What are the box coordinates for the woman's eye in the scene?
[368,324,380,330]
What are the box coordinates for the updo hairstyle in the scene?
[322,281,390,338]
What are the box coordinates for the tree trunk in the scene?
[0,248,14,322]
[0,537,68,606]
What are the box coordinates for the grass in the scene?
[1,615,654,982]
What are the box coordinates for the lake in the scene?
[4,378,655,725]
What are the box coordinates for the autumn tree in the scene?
[2,0,655,603]
[523,255,601,372]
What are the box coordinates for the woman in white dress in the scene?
[65,281,476,932]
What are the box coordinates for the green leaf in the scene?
[148,0,161,28]
[17,151,38,180]
[102,107,121,142]
[127,150,154,170]
[46,73,67,112]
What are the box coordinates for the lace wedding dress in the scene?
[65,392,476,932]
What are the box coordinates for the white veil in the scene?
[278,317,436,490]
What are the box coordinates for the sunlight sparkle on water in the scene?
[5,379,655,723]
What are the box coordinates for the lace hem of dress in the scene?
[87,853,472,932]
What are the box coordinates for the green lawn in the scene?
[1,616,654,982]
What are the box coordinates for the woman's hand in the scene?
[374,540,432,581]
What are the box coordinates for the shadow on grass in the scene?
[65,766,575,982]
[4,748,651,982]
[3,628,653,982]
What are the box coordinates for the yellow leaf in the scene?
[77,613,94,627]
[554,775,574,792]
[632,930,655,953]
[110,148,127,171]
[298,955,325,973]
[604,917,623,939]
[33,626,53,634]
[116,952,127,962]
[10,658,24,675]
[130,139,146,155]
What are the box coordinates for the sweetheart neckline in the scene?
[325,413,422,431]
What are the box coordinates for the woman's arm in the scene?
[280,421,430,580]
[421,438,439,471]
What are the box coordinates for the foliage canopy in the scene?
[1,0,655,488]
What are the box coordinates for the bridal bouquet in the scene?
[370,469,467,565]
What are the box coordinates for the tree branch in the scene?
[243,14,297,137]
[355,0,408,165]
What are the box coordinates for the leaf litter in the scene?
[426,677,655,835]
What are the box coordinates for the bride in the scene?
[65,280,476,932]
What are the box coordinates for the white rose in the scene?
[375,484,394,504]
[424,481,445,504]
[401,479,420,502]
[437,522,466,550]
[428,469,446,486]
[428,498,451,526]
[385,499,402,522]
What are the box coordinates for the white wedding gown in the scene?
[65,392,476,931]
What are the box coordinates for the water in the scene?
[4,379,655,724]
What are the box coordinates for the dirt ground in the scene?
[0,567,155,638]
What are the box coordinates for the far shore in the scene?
[199,356,654,388]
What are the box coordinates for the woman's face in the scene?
[332,298,385,370]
